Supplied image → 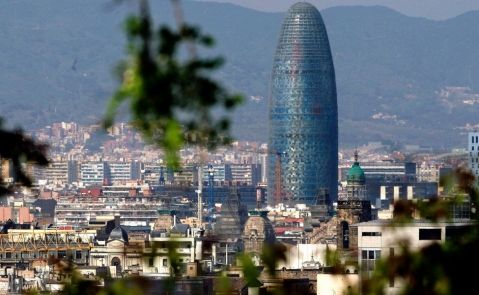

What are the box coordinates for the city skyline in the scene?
[0,0,476,293]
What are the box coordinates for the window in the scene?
[162,259,168,267]
[419,228,441,240]
[473,146,475,151]
[361,250,381,275]
[148,257,154,267]
[341,221,349,249]
[76,251,82,260]
[362,232,382,236]
[58,251,66,258]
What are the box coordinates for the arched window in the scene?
[341,221,350,249]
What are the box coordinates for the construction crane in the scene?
[269,150,287,206]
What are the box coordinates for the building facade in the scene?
[81,162,106,185]
[468,132,479,186]
[106,162,132,184]
[352,220,472,291]
[268,2,338,206]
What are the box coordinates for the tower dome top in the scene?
[347,151,365,184]
[289,2,316,10]
[243,210,275,244]
[286,2,321,20]
[108,226,129,242]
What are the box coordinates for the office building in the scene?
[81,162,106,185]
[106,162,132,184]
[268,2,338,206]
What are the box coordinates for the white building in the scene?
[416,161,440,182]
[351,219,472,293]
[43,161,69,185]
[278,243,334,270]
[468,132,479,185]
[200,164,226,184]
[80,162,105,185]
[142,162,164,185]
[107,162,132,184]
[227,164,261,186]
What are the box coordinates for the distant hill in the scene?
[1,0,479,148]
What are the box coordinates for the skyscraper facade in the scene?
[268,2,338,206]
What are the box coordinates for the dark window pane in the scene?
[419,228,441,240]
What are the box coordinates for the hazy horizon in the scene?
[195,0,479,20]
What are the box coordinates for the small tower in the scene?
[242,210,276,265]
[337,151,371,251]
[345,151,367,200]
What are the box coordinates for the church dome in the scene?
[347,152,365,184]
[109,226,129,242]
[243,210,276,244]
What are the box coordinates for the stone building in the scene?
[89,216,143,277]
[337,152,372,252]
[242,210,276,265]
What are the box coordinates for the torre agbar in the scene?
[268,2,338,206]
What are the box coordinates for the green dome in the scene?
[347,161,365,184]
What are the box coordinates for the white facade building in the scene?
[200,164,226,184]
[107,162,132,184]
[468,132,479,185]
[80,162,105,185]
[352,219,472,293]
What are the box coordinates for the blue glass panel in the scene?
[268,2,338,206]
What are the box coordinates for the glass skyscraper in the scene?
[268,2,338,206]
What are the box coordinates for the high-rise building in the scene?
[268,2,338,206]
[80,162,106,185]
[468,132,479,186]
[200,164,227,184]
[44,161,69,184]
[106,162,132,184]
[226,164,262,186]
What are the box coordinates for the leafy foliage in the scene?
[238,253,262,288]
[355,168,479,295]
[104,0,243,167]
[260,243,287,277]
[0,118,48,196]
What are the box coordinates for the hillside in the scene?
[0,0,478,148]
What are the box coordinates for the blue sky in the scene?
[196,0,479,20]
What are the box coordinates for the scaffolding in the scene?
[0,230,95,252]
